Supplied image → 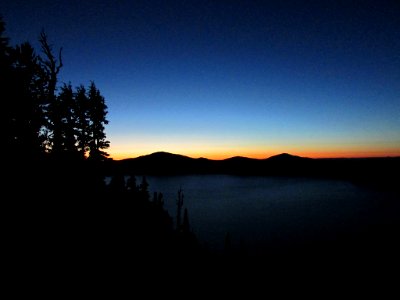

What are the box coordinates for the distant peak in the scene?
[275,153,293,157]
[149,151,173,156]
[224,156,255,161]
[267,153,306,160]
[144,151,192,159]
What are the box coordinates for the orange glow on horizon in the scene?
[109,148,400,160]
[108,135,400,160]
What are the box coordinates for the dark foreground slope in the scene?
[4,158,202,284]
[5,155,400,289]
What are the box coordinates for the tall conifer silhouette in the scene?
[87,81,109,160]
[75,85,90,158]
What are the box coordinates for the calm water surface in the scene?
[119,175,399,252]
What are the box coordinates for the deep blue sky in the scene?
[3,0,400,158]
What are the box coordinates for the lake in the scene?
[113,175,399,253]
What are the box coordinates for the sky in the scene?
[2,0,400,159]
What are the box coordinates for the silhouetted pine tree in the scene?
[139,176,150,201]
[126,175,137,192]
[2,20,111,163]
[2,17,48,160]
[152,192,164,208]
[1,20,16,159]
[127,175,140,201]
[75,85,90,158]
[109,173,126,194]
[38,30,63,153]
[0,17,13,157]
[87,81,109,161]
[48,83,78,158]
[8,42,45,158]
[38,30,62,107]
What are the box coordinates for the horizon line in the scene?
[109,151,400,161]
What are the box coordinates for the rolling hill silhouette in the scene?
[112,152,399,191]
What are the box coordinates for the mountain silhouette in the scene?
[112,152,399,191]
[267,152,309,161]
